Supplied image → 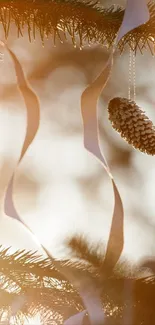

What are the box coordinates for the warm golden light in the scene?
[23,314,41,325]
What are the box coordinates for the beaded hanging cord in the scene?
[128,45,136,101]
[108,41,155,155]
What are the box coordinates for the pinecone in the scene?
[108,97,155,155]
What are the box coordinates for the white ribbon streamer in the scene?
[80,1,149,324]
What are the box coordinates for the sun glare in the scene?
[23,314,41,325]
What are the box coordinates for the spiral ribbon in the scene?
[80,1,149,324]
[3,0,150,324]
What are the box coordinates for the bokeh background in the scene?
[0,0,154,267]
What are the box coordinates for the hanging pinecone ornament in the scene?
[108,97,155,155]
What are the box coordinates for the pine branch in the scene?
[68,235,105,268]
[0,0,154,53]
[0,245,155,324]
[67,235,155,324]
[67,235,131,278]
[0,246,66,283]
[0,287,81,324]
[0,246,83,324]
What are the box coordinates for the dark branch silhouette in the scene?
[0,0,154,53]
[0,239,154,324]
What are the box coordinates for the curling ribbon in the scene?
[64,310,86,325]
[2,0,150,324]
[81,0,149,269]
[2,43,105,325]
[81,0,149,324]
[2,44,40,221]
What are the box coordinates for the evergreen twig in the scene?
[0,241,154,324]
[0,0,154,53]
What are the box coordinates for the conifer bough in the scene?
[0,0,154,53]
[0,245,155,324]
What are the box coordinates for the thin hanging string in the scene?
[128,47,132,100]
[128,44,136,101]
[132,49,136,101]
